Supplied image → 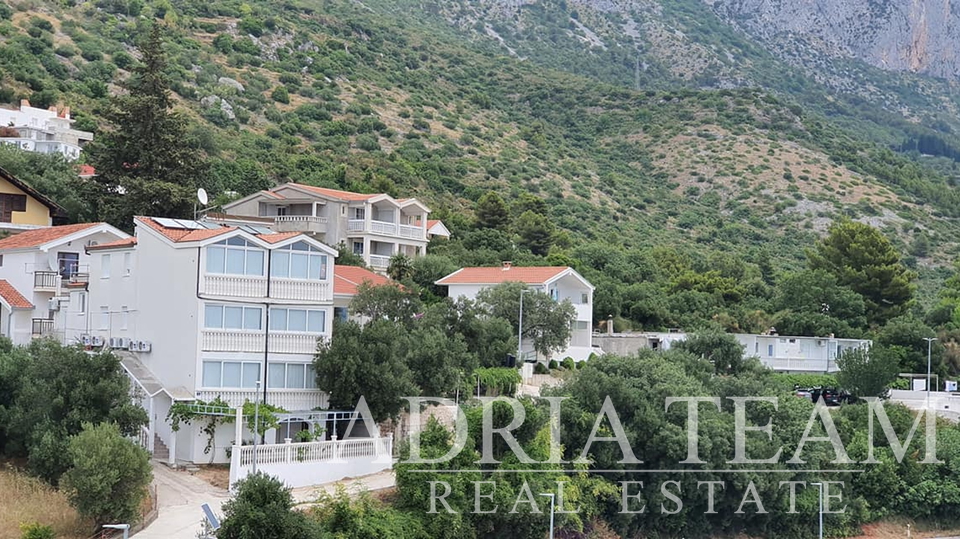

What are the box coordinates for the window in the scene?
[270,242,329,280]
[353,241,364,255]
[123,252,131,276]
[101,254,111,279]
[767,345,774,357]
[120,306,129,330]
[572,321,590,330]
[204,304,262,330]
[201,361,260,388]
[0,193,26,222]
[550,288,559,301]
[76,292,86,314]
[276,206,287,216]
[0,254,4,266]
[206,238,265,276]
[99,306,109,330]
[355,208,365,220]
[270,308,326,333]
[59,252,80,278]
[580,292,589,304]
[267,362,317,389]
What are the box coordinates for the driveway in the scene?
[134,463,230,539]
[134,464,396,538]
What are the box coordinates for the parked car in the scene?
[794,385,855,406]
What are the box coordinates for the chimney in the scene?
[60,106,70,119]
[502,261,512,270]
[607,315,614,336]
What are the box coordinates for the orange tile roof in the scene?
[427,220,441,228]
[0,280,33,309]
[77,164,96,177]
[87,237,137,251]
[334,265,393,295]
[138,217,235,243]
[0,223,102,250]
[257,232,300,244]
[286,184,380,201]
[262,191,285,200]
[436,266,570,285]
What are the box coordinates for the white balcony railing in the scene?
[275,215,328,224]
[370,220,397,235]
[202,330,264,353]
[196,389,328,411]
[34,271,59,291]
[272,279,331,302]
[202,330,323,354]
[203,274,268,298]
[368,254,391,269]
[269,332,323,354]
[347,219,365,232]
[398,224,425,239]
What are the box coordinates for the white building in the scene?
[618,331,871,373]
[0,222,129,345]
[218,183,433,271]
[65,216,339,465]
[436,263,597,362]
[0,101,93,161]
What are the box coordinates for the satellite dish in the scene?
[197,188,209,206]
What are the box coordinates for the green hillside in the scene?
[2,0,960,319]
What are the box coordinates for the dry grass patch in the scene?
[0,465,91,539]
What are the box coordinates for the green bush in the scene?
[271,86,290,104]
[548,360,559,370]
[19,523,55,539]
[533,362,549,375]
[218,472,313,539]
[561,357,575,370]
[61,423,152,525]
[771,373,838,390]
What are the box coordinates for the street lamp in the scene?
[539,492,555,539]
[517,288,528,364]
[102,523,130,539]
[811,482,824,539]
[923,337,937,410]
[253,379,261,474]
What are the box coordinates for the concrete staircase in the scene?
[153,434,170,462]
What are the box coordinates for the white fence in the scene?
[229,436,393,489]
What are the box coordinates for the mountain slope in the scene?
[0,0,959,295]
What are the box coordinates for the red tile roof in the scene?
[262,191,285,200]
[138,217,235,243]
[334,265,393,296]
[427,220,440,228]
[77,164,96,177]
[257,232,300,244]
[436,266,570,285]
[0,280,33,309]
[87,237,137,251]
[0,223,102,250]
[286,184,380,201]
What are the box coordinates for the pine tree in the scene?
[86,24,207,229]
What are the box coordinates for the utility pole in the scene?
[517,288,528,364]
[924,337,937,410]
[253,380,261,474]
[811,482,824,539]
[539,493,555,539]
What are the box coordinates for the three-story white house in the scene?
[219,183,431,271]
[436,264,597,362]
[70,216,338,465]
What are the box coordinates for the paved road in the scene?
[134,463,230,539]
[134,463,396,538]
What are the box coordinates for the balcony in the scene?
[272,279,331,302]
[31,318,54,337]
[274,215,328,234]
[348,219,426,240]
[201,330,322,354]
[368,254,391,269]
[202,275,268,298]
[34,271,59,292]
[195,389,328,411]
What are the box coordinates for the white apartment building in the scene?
[62,216,338,465]
[0,222,129,345]
[219,183,432,271]
[436,264,597,362]
[0,101,93,161]
[614,331,871,373]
